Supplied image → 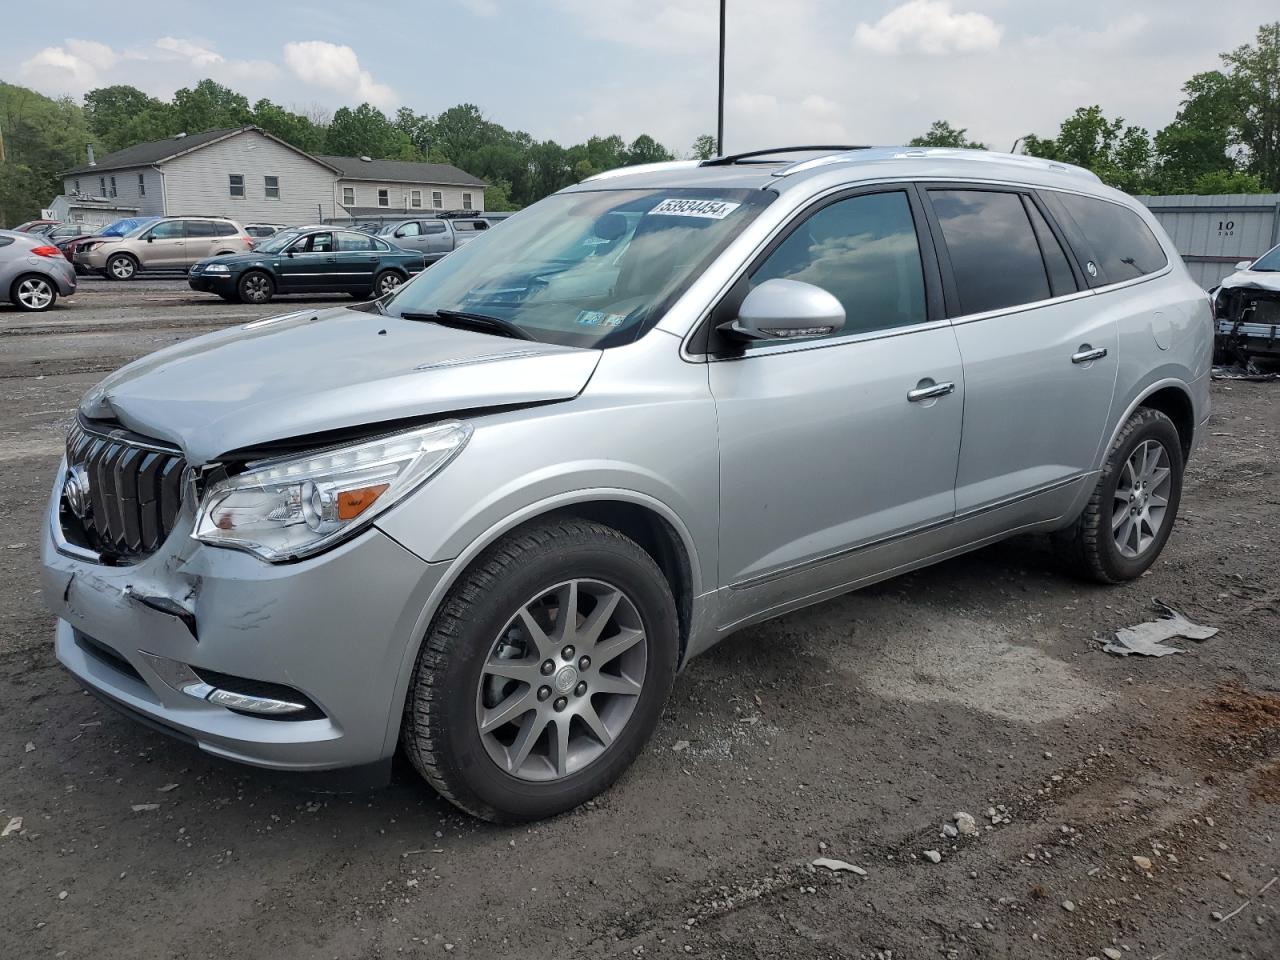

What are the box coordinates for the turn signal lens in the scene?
[337,483,389,520]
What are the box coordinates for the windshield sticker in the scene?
[575,310,627,327]
[647,198,741,220]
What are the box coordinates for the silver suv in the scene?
[41,147,1211,821]
[76,216,251,279]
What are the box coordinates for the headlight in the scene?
[193,421,471,561]
[204,263,230,273]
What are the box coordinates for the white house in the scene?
[57,126,486,225]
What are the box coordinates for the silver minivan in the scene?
[41,148,1212,821]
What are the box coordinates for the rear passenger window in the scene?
[749,190,926,340]
[1024,199,1077,297]
[337,232,376,252]
[930,190,1053,315]
[185,221,219,238]
[422,222,447,235]
[1051,193,1167,284]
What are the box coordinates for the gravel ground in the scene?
[0,278,1277,960]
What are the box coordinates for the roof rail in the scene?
[771,147,1102,182]
[700,145,871,167]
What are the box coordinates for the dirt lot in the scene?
[1,278,1277,960]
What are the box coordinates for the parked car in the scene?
[187,225,425,302]
[76,216,252,280]
[59,217,162,273]
[1212,241,1280,364]
[13,219,60,234]
[375,216,491,264]
[41,147,1211,822]
[0,229,77,311]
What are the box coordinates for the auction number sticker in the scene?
[648,198,741,219]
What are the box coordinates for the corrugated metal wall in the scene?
[1138,194,1280,289]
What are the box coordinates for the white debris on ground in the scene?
[1101,600,1218,657]
[2,816,22,837]
[811,857,867,876]
[954,812,978,836]
[923,850,942,864]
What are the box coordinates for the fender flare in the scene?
[378,487,704,755]
[1100,377,1195,466]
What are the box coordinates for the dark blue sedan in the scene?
[188,226,426,303]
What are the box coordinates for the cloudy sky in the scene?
[4,0,1275,155]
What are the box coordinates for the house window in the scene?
[410,189,422,208]
[138,173,146,197]
[229,174,245,198]
[462,192,473,210]
[99,176,106,196]
[342,186,355,206]
[109,176,117,198]
[264,176,280,200]
[74,179,80,194]
[377,189,389,207]
[432,190,443,209]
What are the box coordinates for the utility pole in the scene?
[716,0,726,156]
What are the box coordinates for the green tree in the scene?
[690,134,717,160]
[480,178,518,211]
[323,103,403,157]
[84,85,172,152]
[1023,106,1153,192]
[908,120,985,149]
[623,134,673,165]
[170,79,251,133]
[1152,71,1244,192]
[251,98,324,153]
[1189,169,1267,194]
[1221,21,1280,190]
[0,81,89,225]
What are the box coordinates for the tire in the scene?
[10,274,58,312]
[237,271,274,304]
[1062,408,1183,583]
[106,253,137,281]
[373,269,404,298]
[402,519,679,822]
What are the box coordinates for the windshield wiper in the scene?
[398,309,535,341]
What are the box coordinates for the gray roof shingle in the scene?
[318,155,486,187]
[63,128,243,175]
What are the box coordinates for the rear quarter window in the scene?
[1047,192,1168,285]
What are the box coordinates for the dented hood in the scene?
[1218,268,1280,294]
[80,305,602,464]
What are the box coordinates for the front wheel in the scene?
[1061,408,1183,583]
[401,519,679,822]
[237,271,274,304]
[106,254,137,281]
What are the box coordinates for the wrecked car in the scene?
[1213,241,1280,364]
[41,146,1212,822]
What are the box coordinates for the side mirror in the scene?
[720,278,845,342]
[286,248,295,258]
[1235,260,1254,271]
[146,235,154,243]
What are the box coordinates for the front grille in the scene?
[60,418,187,562]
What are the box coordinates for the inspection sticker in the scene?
[647,198,741,219]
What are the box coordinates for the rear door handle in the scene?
[1071,346,1108,364]
[907,381,955,402]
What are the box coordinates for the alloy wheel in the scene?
[16,277,54,310]
[1112,439,1172,558]
[378,273,402,296]
[242,275,271,302]
[110,257,134,279]
[475,578,647,782]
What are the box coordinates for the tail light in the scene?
[30,245,62,258]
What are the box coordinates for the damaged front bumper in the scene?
[1214,283,1280,360]
[41,459,446,776]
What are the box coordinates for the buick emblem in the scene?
[64,465,91,519]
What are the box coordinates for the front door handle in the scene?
[907,381,955,403]
[1072,346,1108,364]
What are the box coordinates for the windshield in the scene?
[1250,244,1280,272]
[381,187,772,348]
[253,230,305,253]
[106,217,156,237]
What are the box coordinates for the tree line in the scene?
[1,22,1277,226]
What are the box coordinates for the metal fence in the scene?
[1138,193,1280,290]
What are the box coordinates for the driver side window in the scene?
[748,190,927,344]
[149,221,183,240]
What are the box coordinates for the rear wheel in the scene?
[10,274,57,312]
[373,269,404,298]
[1061,408,1183,583]
[237,271,274,304]
[106,254,137,281]
[401,519,679,822]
